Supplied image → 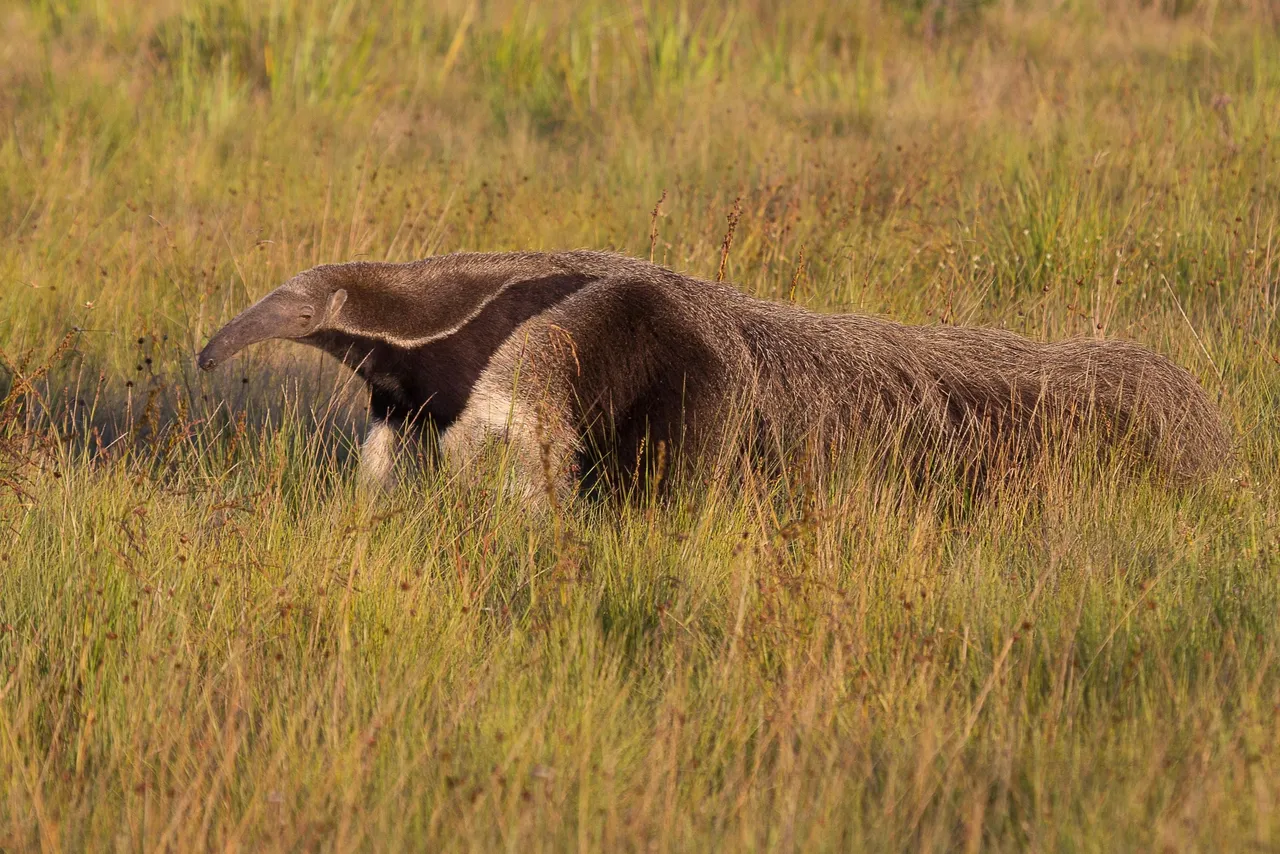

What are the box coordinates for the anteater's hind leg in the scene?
[439,370,579,509]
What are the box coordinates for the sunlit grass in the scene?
[1,0,1278,850]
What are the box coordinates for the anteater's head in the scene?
[196,266,354,372]
[198,254,588,372]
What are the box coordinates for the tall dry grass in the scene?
[1,0,1279,850]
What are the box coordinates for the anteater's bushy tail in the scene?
[908,326,1229,483]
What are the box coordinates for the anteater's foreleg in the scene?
[357,418,403,493]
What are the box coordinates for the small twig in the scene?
[651,440,667,498]
[546,324,581,376]
[717,196,742,283]
[1160,274,1224,385]
[649,189,667,264]
[788,245,806,302]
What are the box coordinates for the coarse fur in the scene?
[197,250,1229,499]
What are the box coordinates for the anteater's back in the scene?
[547,251,1228,482]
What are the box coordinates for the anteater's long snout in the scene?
[196,291,308,372]
[196,348,220,372]
[197,318,259,372]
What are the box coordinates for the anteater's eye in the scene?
[299,305,315,321]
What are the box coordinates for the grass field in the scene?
[2,0,1280,850]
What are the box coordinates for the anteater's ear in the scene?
[327,288,348,321]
